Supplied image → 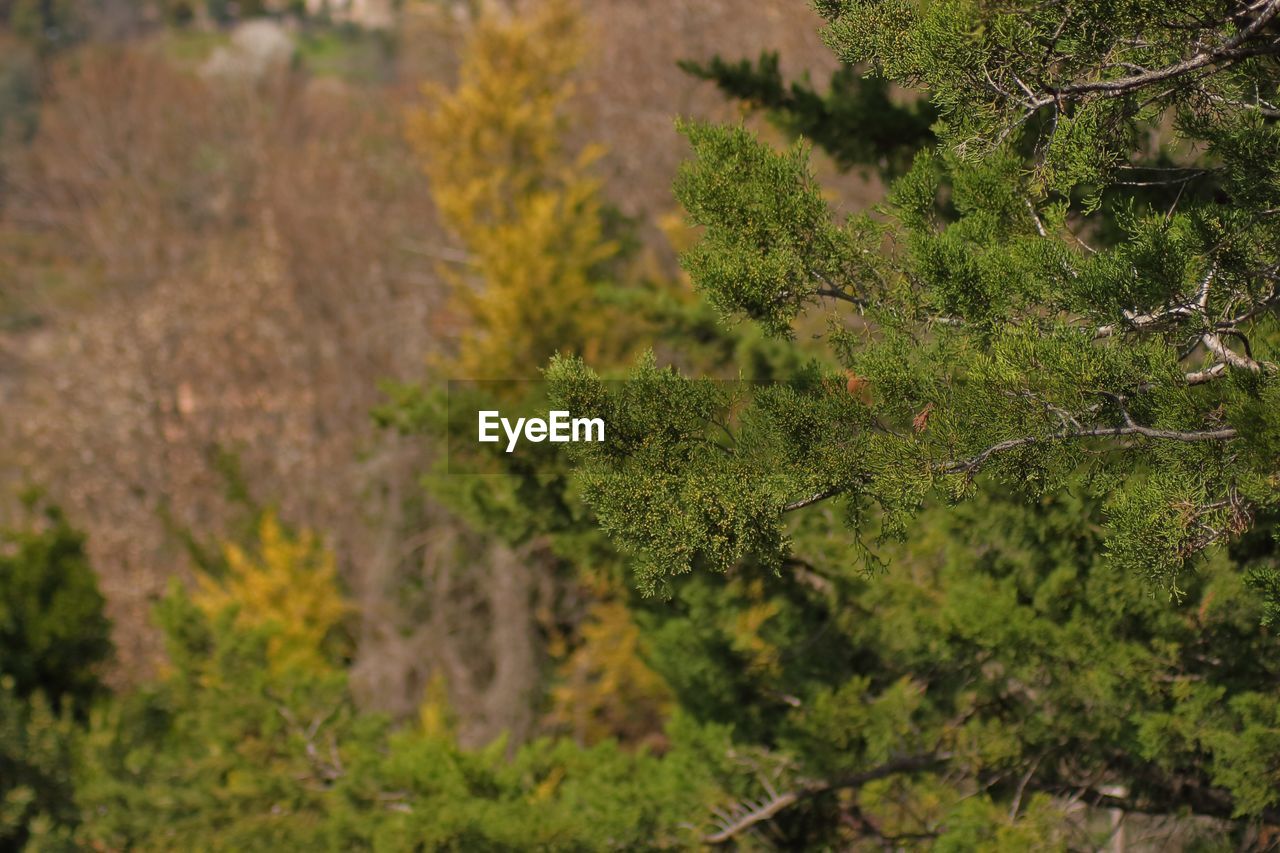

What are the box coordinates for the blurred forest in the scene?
[0,0,855,699]
[3,0,1279,849]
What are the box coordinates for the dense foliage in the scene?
[12,505,725,850]
[543,0,1280,843]
[5,0,1280,849]
[12,489,1280,847]
[0,501,109,849]
[0,499,111,711]
[551,0,1280,595]
[679,51,935,176]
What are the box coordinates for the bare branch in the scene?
[1184,362,1228,385]
[938,423,1238,477]
[704,753,947,845]
[1040,1,1280,103]
[1202,330,1263,372]
[782,487,842,513]
[1025,199,1048,236]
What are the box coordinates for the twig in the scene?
[939,423,1238,476]
[704,754,948,845]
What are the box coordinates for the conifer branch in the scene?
[703,753,947,845]
[782,420,1238,514]
[939,424,1239,476]
[782,487,842,513]
[1030,0,1280,105]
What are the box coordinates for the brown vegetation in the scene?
[0,0,852,729]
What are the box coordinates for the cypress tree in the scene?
[550,0,1280,597]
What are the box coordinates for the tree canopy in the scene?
[550,0,1280,596]
[5,1,1280,849]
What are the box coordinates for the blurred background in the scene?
[0,0,871,727]
[4,3,1276,848]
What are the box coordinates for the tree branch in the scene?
[1031,778,1280,826]
[1202,330,1264,372]
[938,423,1238,476]
[704,753,948,845]
[1037,1,1280,104]
[1184,362,1228,385]
[782,487,842,513]
[782,419,1237,513]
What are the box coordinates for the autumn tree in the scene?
[388,0,674,751]
[404,0,639,380]
[191,511,351,675]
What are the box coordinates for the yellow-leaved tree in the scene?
[193,511,350,674]
[405,0,636,379]
[402,0,673,749]
[546,598,672,748]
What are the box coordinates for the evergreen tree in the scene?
[550,0,1280,597]
[0,502,107,850]
[72,516,724,850]
[540,0,1280,842]
[0,499,111,712]
[679,51,935,177]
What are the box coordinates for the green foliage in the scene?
[0,502,105,850]
[679,50,935,176]
[673,120,886,336]
[548,352,874,591]
[542,3,1280,841]
[72,551,724,850]
[0,499,111,711]
[631,489,1280,845]
[0,679,80,851]
[15,481,1276,846]
[75,582,362,851]
[563,0,1280,589]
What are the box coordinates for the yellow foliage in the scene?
[193,511,349,674]
[547,599,672,747]
[406,0,636,378]
[728,580,781,676]
[408,0,673,747]
[409,0,585,237]
[529,765,565,803]
[416,671,456,740]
